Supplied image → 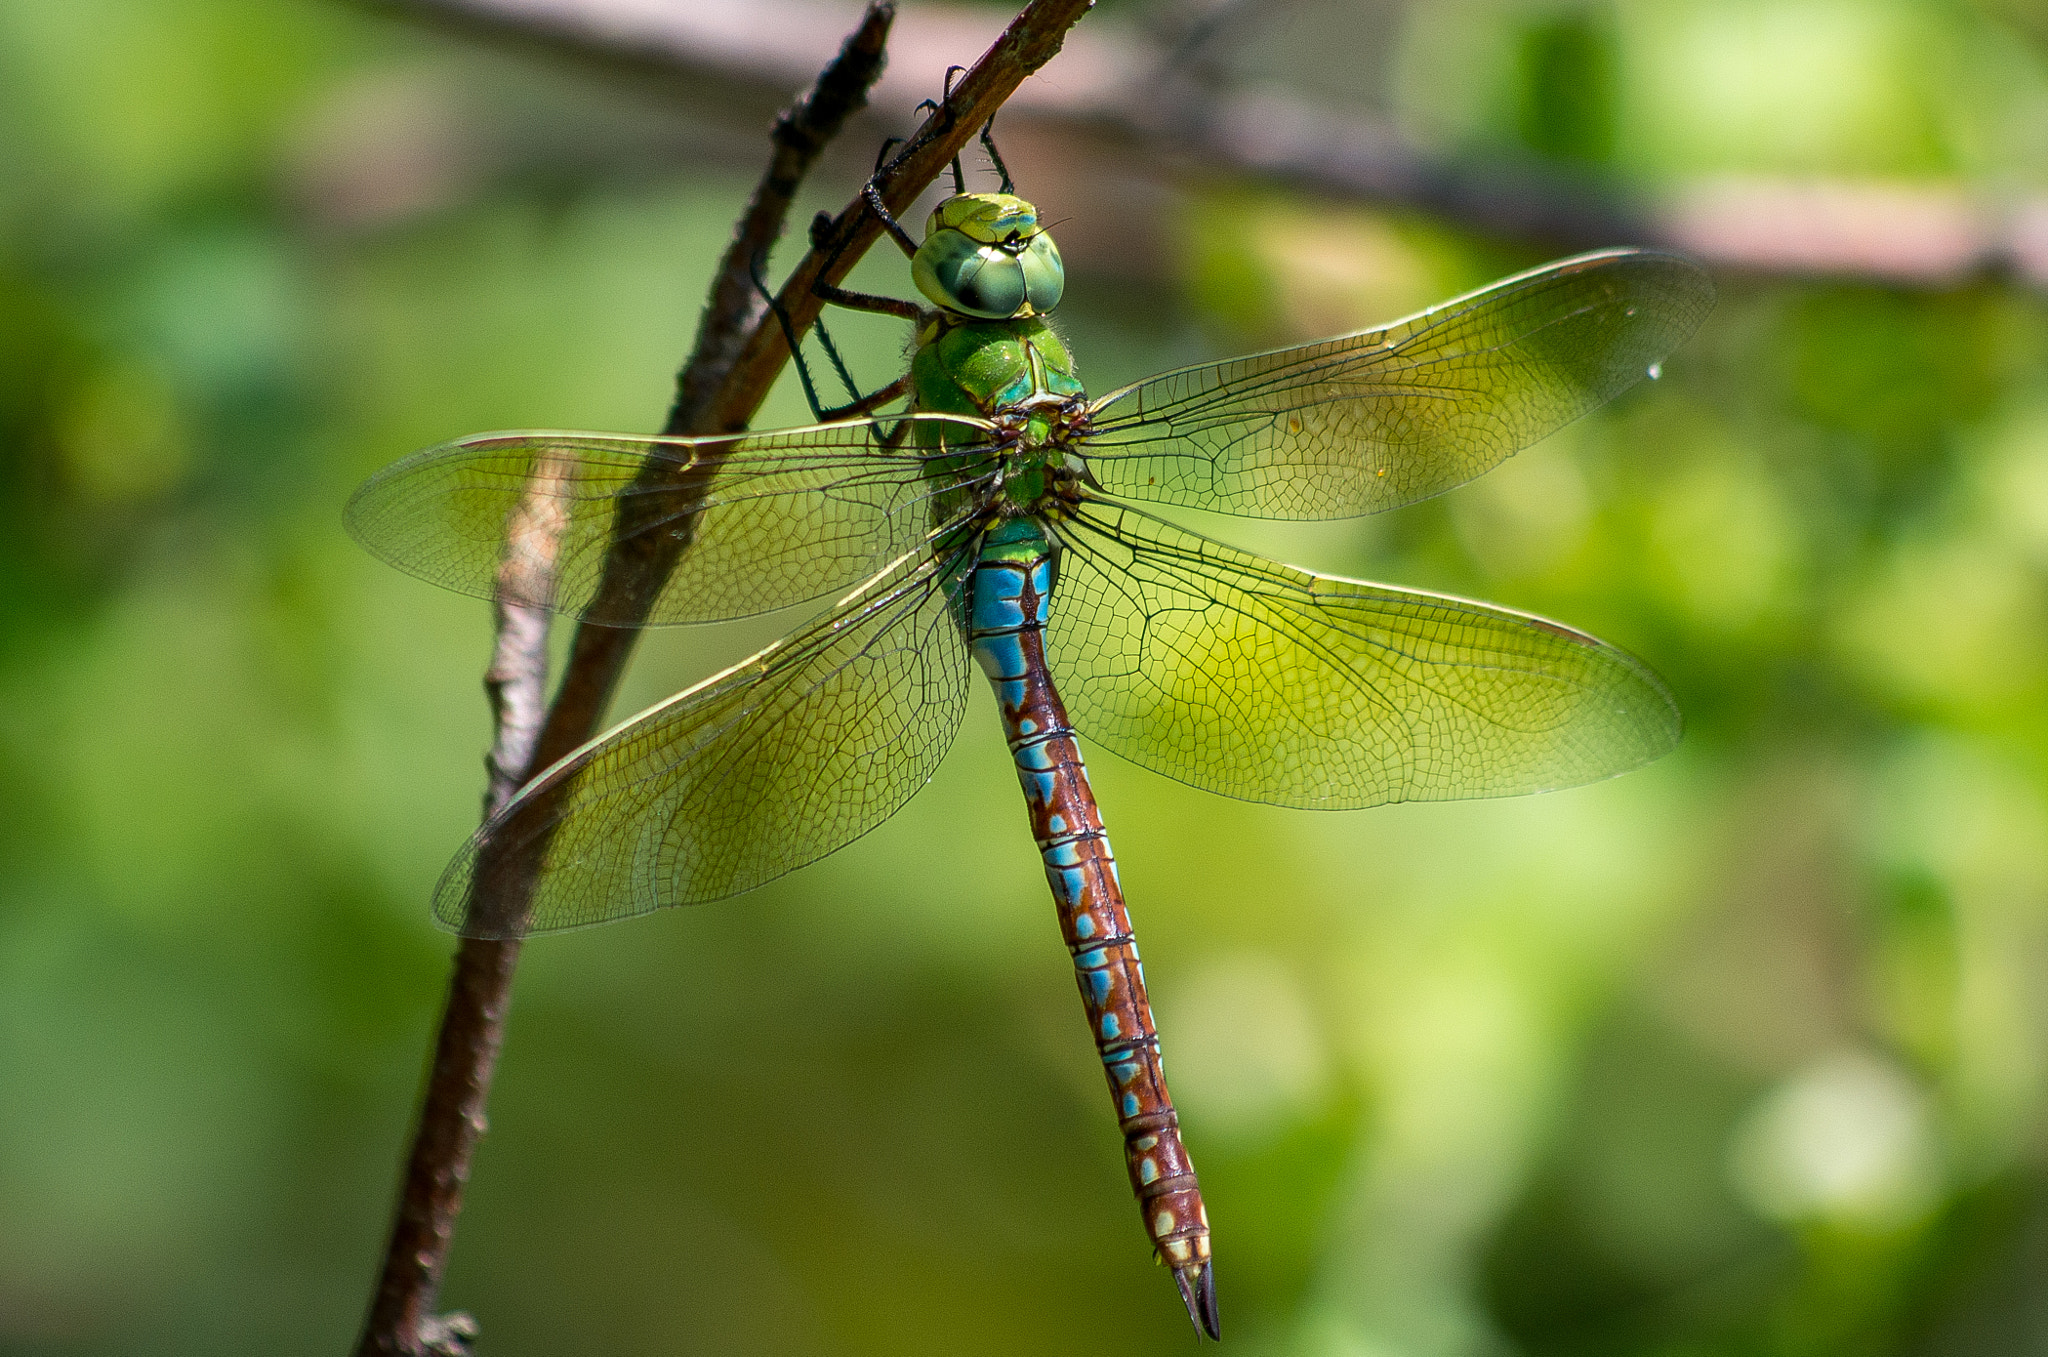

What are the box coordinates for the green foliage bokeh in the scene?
[4,1,2048,1354]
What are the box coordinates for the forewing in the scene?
[345,416,994,625]
[1045,501,1679,809]
[435,546,974,936]
[1083,250,1713,519]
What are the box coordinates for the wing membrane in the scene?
[346,415,995,625]
[436,545,974,936]
[1082,250,1713,520]
[1044,500,1679,809]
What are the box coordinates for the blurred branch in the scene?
[371,0,2048,289]
[481,461,569,818]
[356,460,574,1357]
[355,7,898,1355]
[355,1,1097,1352]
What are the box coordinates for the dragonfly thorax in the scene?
[909,287,1092,528]
[911,192,1065,320]
[991,390,1090,449]
[986,393,1092,515]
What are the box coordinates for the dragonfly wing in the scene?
[436,544,975,936]
[1045,500,1679,809]
[345,415,996,624]
[1082,250,1713,520]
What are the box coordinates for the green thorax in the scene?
[911,313,1085,420]
[913,313,1088,523]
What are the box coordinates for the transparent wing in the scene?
[1045,500,1679,809]
[345,415,996,625]
[1082,250,1714,520]
[436,544,974,936]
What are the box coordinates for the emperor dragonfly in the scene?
[347,181,1712,1338]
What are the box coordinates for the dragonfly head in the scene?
[912,192,1065,321]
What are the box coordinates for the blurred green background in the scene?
[6,0,2048,1353]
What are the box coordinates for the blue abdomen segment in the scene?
[965,524,1216,1332]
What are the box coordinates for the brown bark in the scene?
[352,3,958,1350]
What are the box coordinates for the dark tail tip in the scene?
[1174,1262,1219,1340]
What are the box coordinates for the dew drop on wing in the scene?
[1647,362,1663,380]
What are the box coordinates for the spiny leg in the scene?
[978,114,1014,194]
[806,180,923,326]
[750,247,911,422]
[746,154,924,421]
[913,94,968,196]
[872,133,904,176]
[859,178,921,259]
[914,85,1012,196]
[915,67,974,194]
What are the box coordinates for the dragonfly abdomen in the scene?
[965,527,1219,1339]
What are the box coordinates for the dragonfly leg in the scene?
[862,180,921,259]
[913,94,967,195]
[801,188,923,332]
[968,547,1220,1341]
[752,247,852,421]
[802,204,923,325]
[792,198,928,418]
[818,372,913,422]
[752,248,917,421]
[812,279,923,322]
[978,115,1014,195]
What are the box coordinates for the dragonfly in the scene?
[347,155,1712,1337]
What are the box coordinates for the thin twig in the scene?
[354,458,570,1357]
[366,0,2048,289]
[355,8,893,1354]
[356,2,1097,1352]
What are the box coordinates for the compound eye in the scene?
[913,228,1028,319]
[1017,233,1065,314]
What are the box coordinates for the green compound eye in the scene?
[913,228,1065,319]
[1016,233,1064,313]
